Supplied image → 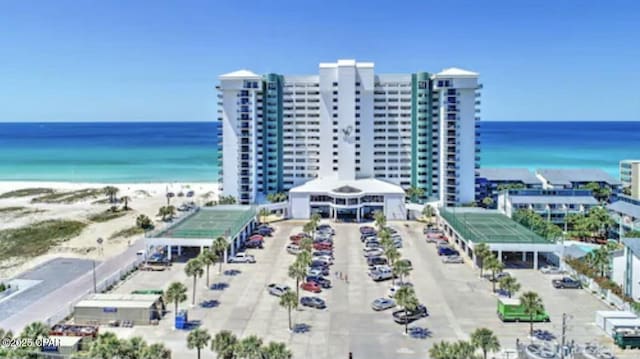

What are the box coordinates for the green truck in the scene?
[497,297,550,322]
[614,329,640,349]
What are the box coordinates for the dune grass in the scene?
[0,220,87,261]
[88,210,128,223]
[0,188,55,199]
[0,207,46,217]
[31,188,104,204]
[0,206,27,214]
[109,226,144,240]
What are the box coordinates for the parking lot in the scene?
[104,220,635,358]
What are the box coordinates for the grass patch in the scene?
[0,220,87,261]
[92,198,112,205]
[88,210,128,223]
[0,188,54,199]
[32,188,104,204]
[109,226,144,240]
[0,207,27,214]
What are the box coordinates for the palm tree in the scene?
[296,250,312,267]
[498,276,520,298]
[393,260,411,284]
[484,255,504,292]
[185,258,204,306]
[199,249,218,287]
[121,196,132,210]
[141,343,172,359]
[165,281,188,317]
[88,332,124,359]
[288,261,307,299]
[279,290,298,331]
[258,208,270,224]
[422,205,434,222]
[452,340,478,359]
[383,244,400,266]
[121,336,148,359]
[211,330,238,359]
[103,186,119,203]
[373,210,386,231]
[520,291,545,336]
[20,321,49,341]
[470,328,501,359]
[429,341,457,359]
[236,335,263,359]
[310,213,321,227]
[406,186,425,203]
[378,228,391,245]
[587,245,611,278]
[187,328,211,359]
[474,243,491,278]
[394,286,419,334]
[261,342,292,359]
[212,237,228,274]
[298,237,313,253]
[481,197,494,208]
[136,214,153,230]
[302,222,315,239]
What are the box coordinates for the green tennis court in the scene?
[157,207,256,239]
[439,208,552,244]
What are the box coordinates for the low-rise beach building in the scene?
[611,237,640,301]
[608,195,640,238]
[73,293,164,326]
[475,168,542,207]
[536,168,622,192]
[497,189,599,229]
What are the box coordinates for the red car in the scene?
[300,281,322,293]
[313,242,332,250]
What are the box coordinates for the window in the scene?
[268,82,276,90]
[332,82,338,87]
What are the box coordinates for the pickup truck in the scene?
[228,253,256,263]
[552,277,582,289]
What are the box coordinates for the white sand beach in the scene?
[0,181,219,279]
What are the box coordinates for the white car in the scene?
[442,255,464,264]
[286,244,301,255]
[363,248,384,258]
[368,267,394,281]
[388,282,413,298]
[307,268,326,277]
[228,253,256,263]
[267,283,290,297]
[313,255,333,264]
[540,265,565,275]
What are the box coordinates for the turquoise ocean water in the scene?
[0,121,638,182]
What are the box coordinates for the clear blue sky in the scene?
[0,0,638,122]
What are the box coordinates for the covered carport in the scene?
[438,207,561,269]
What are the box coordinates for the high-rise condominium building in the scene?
[216,59,480,217]
[620,160,640,199]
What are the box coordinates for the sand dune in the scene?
[0,181,219,279]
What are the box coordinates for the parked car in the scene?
[435,240,450,248]
[300,296,326,309]
[286,244,301,255]
[267,283,290,297]
[371,298,396,311]
[244,240,263,249]
[392,304,428,324]
[307,267,330,277]
[384,227,398,235]
[310,260,331,268]
[300,281,322,293]
[488,272,511,282]
[360,226,376,234]
[437,247,459,256]
[388,282,413,298]
[361,233,377,242]
[365,242,382,250]
[552,277,582,289]
[306,276,331,289]
[313,255,333,264]
[314,242,332,251]
[442,255,464,264]
[367,256,388,267]
[369,266,394,282]
[312,250,333,258]
[363,248,384,258]
[253,227,272,236]
[425,236,440,243]
[540,266,565,275]
[228,253,256,263]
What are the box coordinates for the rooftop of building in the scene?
[436,67,479,77]
[620,159,640,164]
[608,199,640,219]
[289,177,405,195]
[219,69,261,79]
[536,168,622,186]
[477,168,541,184]
[438,207,553,244]
[509,195,599,205]
[155,205,256,240]
[622,238,640,258]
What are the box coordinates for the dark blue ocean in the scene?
[0,121,638,182]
